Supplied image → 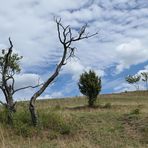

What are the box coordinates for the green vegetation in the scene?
[0,38,23,124]
[125,74,141,90]
[141,72,148,90]
[78,70,101,107]
[0,91,148,148]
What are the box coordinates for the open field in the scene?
[0,91,148,148]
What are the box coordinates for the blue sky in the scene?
[0,0,148,100]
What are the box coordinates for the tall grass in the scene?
[0,91,147,147]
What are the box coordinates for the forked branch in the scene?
[29,18,98,126]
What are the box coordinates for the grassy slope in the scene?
[0,91,148,148]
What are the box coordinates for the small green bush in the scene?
[78,70,101,107]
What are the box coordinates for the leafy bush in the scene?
[78,70,101,107]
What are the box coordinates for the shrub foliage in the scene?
[78,70,101,107]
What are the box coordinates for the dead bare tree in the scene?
[0,38,42,125]
[29,18,98,126]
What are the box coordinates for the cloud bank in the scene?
[0,0,148,99]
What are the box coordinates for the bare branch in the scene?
[8,37,13,50]
[13,83,44,94]
[29,18,98,126]
[56,18,63,44]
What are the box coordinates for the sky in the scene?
[0,0,148,101]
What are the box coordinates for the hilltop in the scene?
[0,91,148,148]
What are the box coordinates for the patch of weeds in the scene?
[59,124,71,135]
[54,104,62,110]
[121,114,139,125]
[13,111,33,137]
[14,110,31,124]
[120,108,140,126]
[40,111,72,135]
[134,117,148,144]
[103,103,111,109]
[47,130,59,140]
[130,108,140,115]
[0,107,8,124]
[120,109,148,144]
[14,122,32,137]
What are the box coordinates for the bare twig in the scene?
[13,83,44,94]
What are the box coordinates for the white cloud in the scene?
[115,39,148,73]
[63,59,104,81]
[39,92,63,99]
[114,82,145,93]
[14,73,42,90]
[13,73,44,100]
[114,66,148,93]
[0,0,148,98]
[144,65,148,70]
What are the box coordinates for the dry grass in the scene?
[0,91,148,148]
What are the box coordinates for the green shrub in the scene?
[78,70,101,107]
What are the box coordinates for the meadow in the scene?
[0,91,148,148]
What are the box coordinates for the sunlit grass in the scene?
[0,91,148,148]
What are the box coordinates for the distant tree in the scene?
[78,70,101,107]
[29,18,98,126]
[125,74,141,90]
[141,72,148,90]
[0,38,42,125]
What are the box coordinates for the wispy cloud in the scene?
[0,0,148,98]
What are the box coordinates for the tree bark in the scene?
[28,19,97,126]
[29,51,66,126]
[29,103,38,126]
[6,96,16,125]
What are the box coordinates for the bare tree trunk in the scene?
[7,107,14,125]
[146,81,148,91]
[29,65,63,126]
[28,19,97,126]
[6,96,16,125]
[29,103,38,126]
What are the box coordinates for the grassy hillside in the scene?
[0,91,148,148]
